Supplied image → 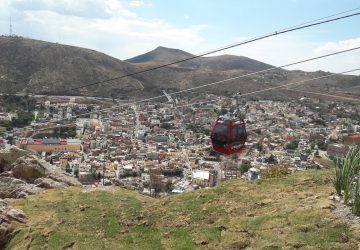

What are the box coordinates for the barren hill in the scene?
[0,36,359,100]
[126,46,194,64]
[0,36,156,98]
[126,46,274,71]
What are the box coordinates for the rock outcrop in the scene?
[0,199,27,248]
[0,145,29,173]
[9,154,81,187]
[0,147,82,247]
[0,176,42,199]
[0,150,81,199]
[11,156,46,183]
[34,177,67,189]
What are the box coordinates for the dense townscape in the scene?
[1,94,359,196]
[2,1,360,248]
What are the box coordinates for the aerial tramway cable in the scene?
[59,10,360,93]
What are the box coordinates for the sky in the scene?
[0,0,360,73]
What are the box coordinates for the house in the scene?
[327,144,349,159]
[17,138,81,153]
[192,169,216,187]
[343,134,360,146]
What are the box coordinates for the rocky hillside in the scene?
[0,147,80,200]
[0,36,359,100]
[0,199,27,247]
[0,36,154,98]
[4,168,360,249]
[0,147,81,248]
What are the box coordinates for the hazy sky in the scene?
[1,0,360,73]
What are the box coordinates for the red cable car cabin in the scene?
[210,116,247,155]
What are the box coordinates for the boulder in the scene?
[0,176,42,199]
[34,178,67,189]
[10,154,81,187]
[0,199,27,248]
[104,179,112,186]
[0,146,29,171]
[11,157,45,183]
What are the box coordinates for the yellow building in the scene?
[17,138,81,153]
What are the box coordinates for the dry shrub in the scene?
[261,165,290,179]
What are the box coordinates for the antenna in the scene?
[9,16,13,36]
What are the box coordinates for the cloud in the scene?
[7,0,137,18]
[315,38,360,53]
[129,1,152,7]
[224,35,360,73]
[129,0,144,7]
[1,0,358,74]
[1,0,208,59]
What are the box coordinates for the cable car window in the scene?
[212,124,228,146]
[237,125,245,137]
[232,126,238,142]
[235,125,246,144]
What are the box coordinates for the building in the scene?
[192,169,216,187]
[16,138,81,153]
[327,144,349,159]
[343,134,360,146]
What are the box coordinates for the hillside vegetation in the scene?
[7,169,360,249]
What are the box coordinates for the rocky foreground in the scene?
[0,199,27,247]
[0,147,80,248]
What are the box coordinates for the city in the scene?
[2,93,359,196]
[1,1,360,248]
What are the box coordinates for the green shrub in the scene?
[333,146,360,204]
[352,174,360,216]
[240,164,251,173]
[286,141,298,150]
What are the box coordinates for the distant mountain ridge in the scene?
[126,46,274,71]
[126,46,194,64]
[0,36,359,100]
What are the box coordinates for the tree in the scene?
[266,154,277,164]
[160,123,172,130]
[65,163,72,174]
[67,128,77,138]
[316,140,326,150]
[240,164,251,173]
[286,141,298,150]
[11,112,34,128]
[7,136,13,145]
[74,169,79,178]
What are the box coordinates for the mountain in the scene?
[0,36,158,98]
[5,169,360,249]
[126,46,194,64]
[126,46,274,71]
[0,36,359,100]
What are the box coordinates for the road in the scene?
[0,92,133,103]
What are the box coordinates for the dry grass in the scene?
[7,169,360,249]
